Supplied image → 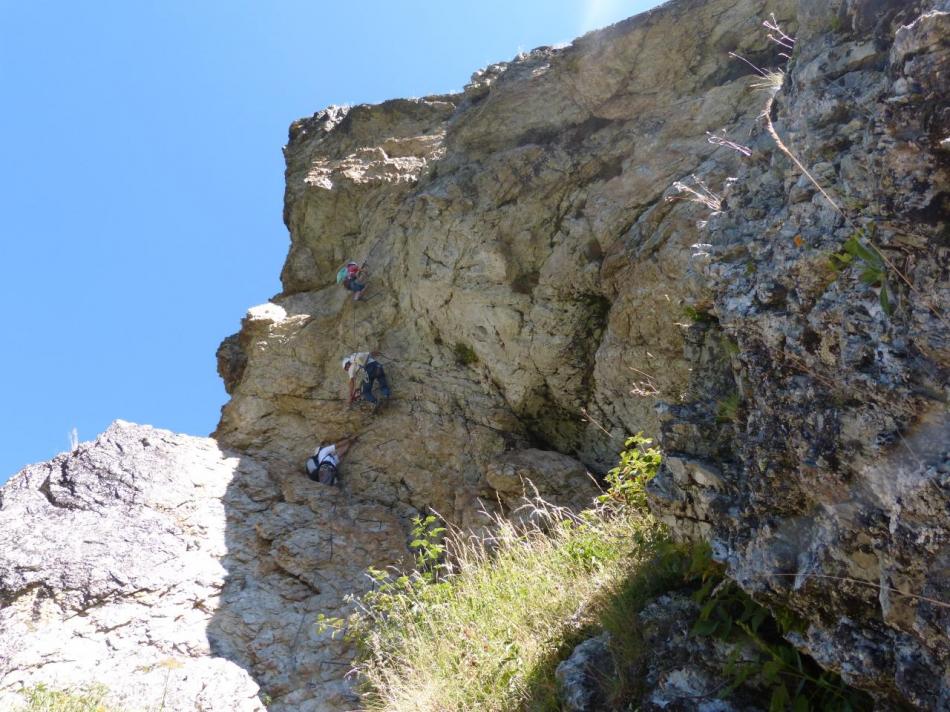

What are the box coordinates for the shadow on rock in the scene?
[208,449,412,711]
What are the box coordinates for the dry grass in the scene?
[667,175,723,214]
[19,684,112,712]
[344,497,666,712]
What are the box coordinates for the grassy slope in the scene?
[338,437,872,712]
[351,507,668,711]
[337,436,671,712]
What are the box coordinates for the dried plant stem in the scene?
[580,407,621,440]
[763,96,842,214]
[767,572,950,610]
[707,130,753,157]
[783,353,837,390]
[763,95,947,326]
[763,13,796,50]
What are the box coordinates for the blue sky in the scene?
[0,0,660,483]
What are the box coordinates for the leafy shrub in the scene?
[599,433,661,509]
[687,549,873,711]
[408,514,447,581]
[829,226,894,315]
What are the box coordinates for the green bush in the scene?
[828,226,894,315]
[599,433,662,509]
[688,553,873,712]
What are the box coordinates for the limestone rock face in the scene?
[213,0,947,707]
[0,422,409,712]
[216,0,799,523]
[635,594,767,712]
[555,632,615,712]
[477,448,601,528]
[0,422,261,711]
[647,1,950,707]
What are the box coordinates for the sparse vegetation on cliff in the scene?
[19,683,112,712]
[347,511,665,710]
[330,437,667,710]
[333,436,872,711]
[453,341,479,366]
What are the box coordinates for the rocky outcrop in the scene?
[555,632,615,712]
[215,0,799,526]
[0,422,410,711]
[0,422,263,711]
[216,0,946,705]
[633,594,770,711]
[214,1,947,703]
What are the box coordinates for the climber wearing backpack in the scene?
[305,434,358,485]
[336,261,366,301]
[343,351,391,409]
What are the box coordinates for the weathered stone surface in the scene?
[213,0,947,707]
[635,594,766,712]
[648,1,950,707]
[216,0,799,526]
[0,422,410,711]
[555,632,615,712]
[557,594,795,712]
[474,448,601,528]
[0,422,264,711]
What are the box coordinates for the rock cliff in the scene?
[1,0,947,709]
[216,0,801,522]
[647,2,950,707]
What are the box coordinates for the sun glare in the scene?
[580,0,636,33]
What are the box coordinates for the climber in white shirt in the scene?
[342,351,391,408]
[305,435,357,485]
